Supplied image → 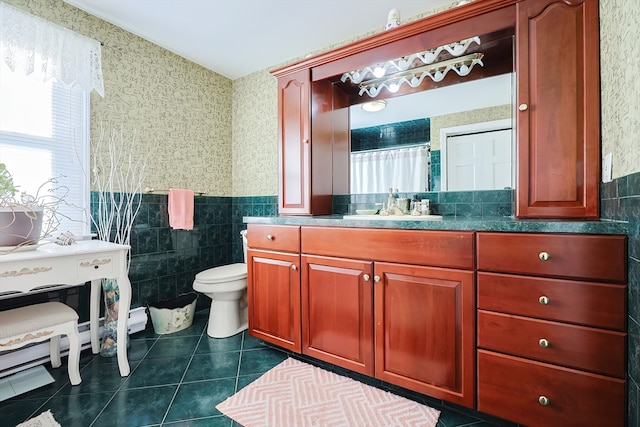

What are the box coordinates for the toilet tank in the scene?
[240,229,248,263]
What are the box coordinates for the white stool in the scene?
[0,302,82,385]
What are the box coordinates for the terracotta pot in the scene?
[0,206,44,246]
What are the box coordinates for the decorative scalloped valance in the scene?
[0,2,104,96]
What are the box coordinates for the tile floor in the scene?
[2,311,515,427]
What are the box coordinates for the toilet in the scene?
[193,229,248,338]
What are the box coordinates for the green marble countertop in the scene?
[243,215,629,235]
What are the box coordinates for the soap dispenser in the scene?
[387,188,395,209]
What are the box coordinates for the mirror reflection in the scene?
[349,72,514,194]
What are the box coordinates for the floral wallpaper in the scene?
[6,0,639,193]
[5,0,233,196]
[600,0,640,179]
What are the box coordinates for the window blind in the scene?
[0,69,90,237]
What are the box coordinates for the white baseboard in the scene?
[0,306,148,378]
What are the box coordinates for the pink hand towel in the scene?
[168,189,195,230]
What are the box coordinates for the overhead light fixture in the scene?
[357,53,484,97]
[361,100,387,112]
[341,36,481,85]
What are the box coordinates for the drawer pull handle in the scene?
[539,338,550,348]
[374,275,381,282]
[538,396,550,406]
[266,234,273,240]
[518,103,528,111]
[539,296,549,305]
[538,252,550,261]
[291,265,297,271]
[363,274,370,282]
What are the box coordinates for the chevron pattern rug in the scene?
[216,358,440,427]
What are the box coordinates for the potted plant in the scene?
[0,163,45,248]
[0,163,68,249]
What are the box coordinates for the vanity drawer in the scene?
[477,272,626,330]
[301,227,474,269]
[476,232,626,282]
[477,349,625,427]
[247,224,300,252]
[0,258,73,291]
[477,310,625,378]
[77,256,114,280]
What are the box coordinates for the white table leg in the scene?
[90,279,101,354]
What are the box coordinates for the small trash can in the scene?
[148,292,198,335]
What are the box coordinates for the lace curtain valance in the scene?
[0,2,104,96]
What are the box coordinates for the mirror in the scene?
[335,30,515,194]
[349,73,514,193]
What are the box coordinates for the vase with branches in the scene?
[90,126,149,357]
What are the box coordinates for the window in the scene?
[0,68,91,237]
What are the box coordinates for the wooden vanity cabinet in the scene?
[246,224,301,352]
[515,0,600,218]
[476,232,627,427]
[301,227,476,408]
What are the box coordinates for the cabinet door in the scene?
[516,0,600,218]
[374,262,475,408]
[277,69,311,215]
[247,249,301,352]
[301,255,374,376]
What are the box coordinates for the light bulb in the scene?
[388,82,400,93]
[373,65,385,78]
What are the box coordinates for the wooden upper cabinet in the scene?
[275,69,333,215]
[516,0,600,218]
[276,69,311,214]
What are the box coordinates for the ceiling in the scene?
[63,0,458,80]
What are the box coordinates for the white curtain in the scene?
[0,2,104,96]
[350,145,429,194]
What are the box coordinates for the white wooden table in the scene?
[0,240,132,376]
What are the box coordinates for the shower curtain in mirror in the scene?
[350,145,429,194]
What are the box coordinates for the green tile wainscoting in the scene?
[601,171,640,427]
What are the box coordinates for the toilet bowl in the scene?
[193,230,248,338]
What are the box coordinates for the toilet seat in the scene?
[194,263,247,284]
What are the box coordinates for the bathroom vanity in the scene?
[245,219,628,427]
[258,0,623,425]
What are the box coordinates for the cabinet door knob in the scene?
[266,234,273,240]
[303,138,309,144]
[291,265,297,271]
[518,103,528,111]
[374,275,381,282]
[363,274,370,282]
[539,338,550,348]
[538,251,550,261]
[538,396,550,406]
[539,296,550,305]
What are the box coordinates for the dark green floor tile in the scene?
[238,347,287,376]
[236,373,262,392]
[57,358,129,395]
[92,385,177,427]
[145,335,201,359]
[124,356,191,388]
[241,331,269,350]
[125,337,156,361]
[164,378,236,422]
[39,392,114,427]
[183,352,240,382]
[195,333,243,354]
